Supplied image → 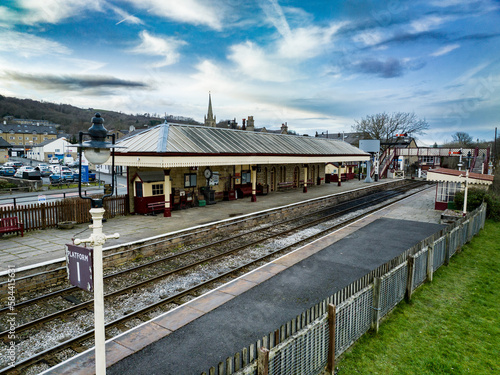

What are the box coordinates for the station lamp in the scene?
[74,113,122,375]
[77,113,118,207]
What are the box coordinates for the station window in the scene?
[436,181,462,203]
[241,171,251,184]
[152,183,164,196]
[184,173,197,188]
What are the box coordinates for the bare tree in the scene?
[451,132,473,146]
[352,112,429,142]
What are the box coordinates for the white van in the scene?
[49,157,60,164]
[64,156,74,166]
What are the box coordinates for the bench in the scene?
[235,184,253,198]
[147,201,165,215]
[277,182,293,191]
[0,217,24,237]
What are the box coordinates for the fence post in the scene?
[257,347,269,375]
[371,277,381,332]
[444,232,451,266]
[327,304,336,374]
[426,244,434,283]
[406,256,415,302]
[41,203,47,230]
[468,218,474,242]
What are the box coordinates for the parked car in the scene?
[4,161,24,169]
[49,157,61,164]
[0,166,16,176]
[14,166,35,178]
[50,170,74,183]
[64,157,75,166]
[35,165,52,177]
[67,159,80,168]
[72,172,97,182]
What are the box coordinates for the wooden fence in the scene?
[0,194,128,232]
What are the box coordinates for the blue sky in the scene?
[0,0,499,146]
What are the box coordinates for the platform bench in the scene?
[0,217,24,237]
[277,182,293,191]
[147,202,165,215]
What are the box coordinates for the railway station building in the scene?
[111,122,370,216]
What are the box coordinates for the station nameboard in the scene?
[65,244,93,292]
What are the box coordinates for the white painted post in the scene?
[463,170,469,216]
[74,207,119,375]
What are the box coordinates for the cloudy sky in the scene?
[0,0,499,145]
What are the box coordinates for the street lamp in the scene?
[74,113,121,375]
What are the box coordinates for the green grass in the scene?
[337,221,500,375]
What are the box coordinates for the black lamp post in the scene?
[77,113,117,207]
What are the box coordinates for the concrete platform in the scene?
[42,185,444,375]
[0,179,433,272]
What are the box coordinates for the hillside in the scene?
[0,95,201,135]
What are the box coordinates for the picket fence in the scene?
[0,194,128,232]
[202,203,487,375]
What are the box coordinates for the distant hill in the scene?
[0,95,201,136]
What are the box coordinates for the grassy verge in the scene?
[337,220,500,375]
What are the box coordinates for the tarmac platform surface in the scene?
[43,185,445,375]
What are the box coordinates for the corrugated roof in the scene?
[427,168,494,183]
[135,171,165,182]
[116,123,369,156]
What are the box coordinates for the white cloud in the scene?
[258,0,292,38]
[228,41,295,82]
[410,15,450,33]
[123,0,224,30]
[110,5,143,25]
[5,0,103,25]
[278,22,345,60]
[0,30,71,58]
[431,44,460,57]
[130,31,187,68]
[352,30,385,47]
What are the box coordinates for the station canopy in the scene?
[427,168,494,186]
[112,123,370,168]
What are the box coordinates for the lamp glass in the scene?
[84,148,110,165]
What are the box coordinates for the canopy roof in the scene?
[116,123,368,156]
[427,168,494,185]
[111,123,370,168]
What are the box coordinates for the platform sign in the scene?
[66,244,93,292]
[38,195,46,203]
[80,153,89,183]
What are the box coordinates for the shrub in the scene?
[0,180,16,189]
[454,188,500,221]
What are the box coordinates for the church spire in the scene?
[204,92,216,127]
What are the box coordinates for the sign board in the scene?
[359,140,381,153]
[66,244,93,292]
[80,153,89,183]
[38,195,46,203]
[209,172,219,186]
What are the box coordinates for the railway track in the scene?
[0,181,430,374]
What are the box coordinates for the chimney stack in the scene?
[281,122,288,134]
[247,116,255,132]
[242,118,246,130]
